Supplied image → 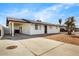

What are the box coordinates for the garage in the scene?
[14,30,20,33]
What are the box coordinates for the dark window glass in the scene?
[35,24,38,30]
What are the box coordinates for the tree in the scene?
[59,18,62,25]
[65,16,75,35]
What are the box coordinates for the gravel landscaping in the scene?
[45,34,79,46]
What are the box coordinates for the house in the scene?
[60,25,67,32]
[6,17,60,36]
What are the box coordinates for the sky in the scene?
[0,3,79,27]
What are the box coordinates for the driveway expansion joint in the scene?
[18,41,37,56]
[39,43,65,56]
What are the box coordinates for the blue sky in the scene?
[0,3,79,27]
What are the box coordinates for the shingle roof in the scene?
[7,17,26,22]
[6,17,59,26]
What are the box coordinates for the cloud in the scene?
[0,3,78,25]
[34,4,64,21]
[63,3,78,9]
[50,4,63,11]
[0,4,64,22]
[0,8,34,26]
[0,8,33,19]
[0,3,77,21]
[34,3,79,22]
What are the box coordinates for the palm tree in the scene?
[59,18,62,25]
[65,16,75,35]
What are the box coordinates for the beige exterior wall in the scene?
[29,24,60,35]
[21,23,31,35]
[30,24,44,35]
[47,26,60,34]
[8,21,60,36]
[8,22,12,34]
[14,25,20,30]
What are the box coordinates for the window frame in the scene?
[35,24,38,30]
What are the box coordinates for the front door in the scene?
[19,27,22,33]
[44,25,47,34]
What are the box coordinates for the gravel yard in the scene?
[45,34,79,45]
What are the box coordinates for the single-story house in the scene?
[6,17,60,36]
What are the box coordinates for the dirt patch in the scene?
[71,35,79,38]
[6,45,17,50]
[45,34,79,46]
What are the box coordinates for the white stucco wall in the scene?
[21,23,31,35]
[30,24,44,35]
[22,23,60,35]
[14,25,20,30]
[47,26,60,34]
[8,22,60,35]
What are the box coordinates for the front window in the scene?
[35,24,38,30]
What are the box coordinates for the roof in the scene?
[6,17,59,26]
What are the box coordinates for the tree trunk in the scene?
[68,28,72,35]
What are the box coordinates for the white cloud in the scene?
[0,3,76,22]
[0,8,32,19]
[0,3,78,23]
[34,3,79,22]
[50,4,63,11]
[63,3,77,9]
[34,4,64,21]
[8,9,29,17]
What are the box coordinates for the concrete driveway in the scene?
[0,37,79,56]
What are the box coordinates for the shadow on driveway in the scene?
[2,33,60,40]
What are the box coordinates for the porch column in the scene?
[9,22,12,35]
[12,22,14,37]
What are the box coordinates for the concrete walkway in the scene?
[0,37,79,56]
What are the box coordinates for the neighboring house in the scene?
[75,28,79,32]
[6,17,60,36]
[60,25,79,32]
[60,25,67,32]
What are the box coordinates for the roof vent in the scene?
[36,20,42,22]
